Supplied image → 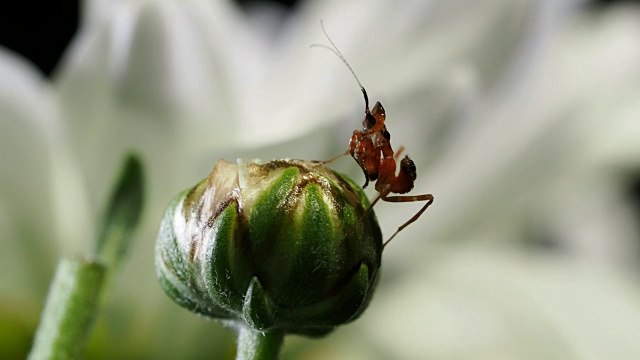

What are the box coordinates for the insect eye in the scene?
[364,113,377,130]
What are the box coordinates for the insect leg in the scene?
[381,193,434,249]
[394,146,405,161]
[321,150,349,164]
[363,185,391,219]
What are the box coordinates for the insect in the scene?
[312,22,434,248]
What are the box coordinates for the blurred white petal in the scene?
[0,48,91,297]
[57,0,244,205]
[367,3,640,358]
[0,48,59,297]
[356,246,640,360]
[3,0,640,358]
[384,2,640,263]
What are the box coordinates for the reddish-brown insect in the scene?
[313,22,434,248]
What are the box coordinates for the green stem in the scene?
[236,326,284,360]
[28,259,106,360]
[28,155,143,359]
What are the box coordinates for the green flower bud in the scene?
[155,159,382,336]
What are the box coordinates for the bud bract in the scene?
[155,159,382,336]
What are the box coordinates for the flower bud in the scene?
[155,159,382,336]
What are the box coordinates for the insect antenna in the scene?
[311,21,370,112]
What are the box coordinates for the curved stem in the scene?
[29,155,144,359]
[28,259,106,359]
[236,326,284,360]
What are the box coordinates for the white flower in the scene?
[2,0,640,358]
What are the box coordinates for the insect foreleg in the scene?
[393,146,405,161]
